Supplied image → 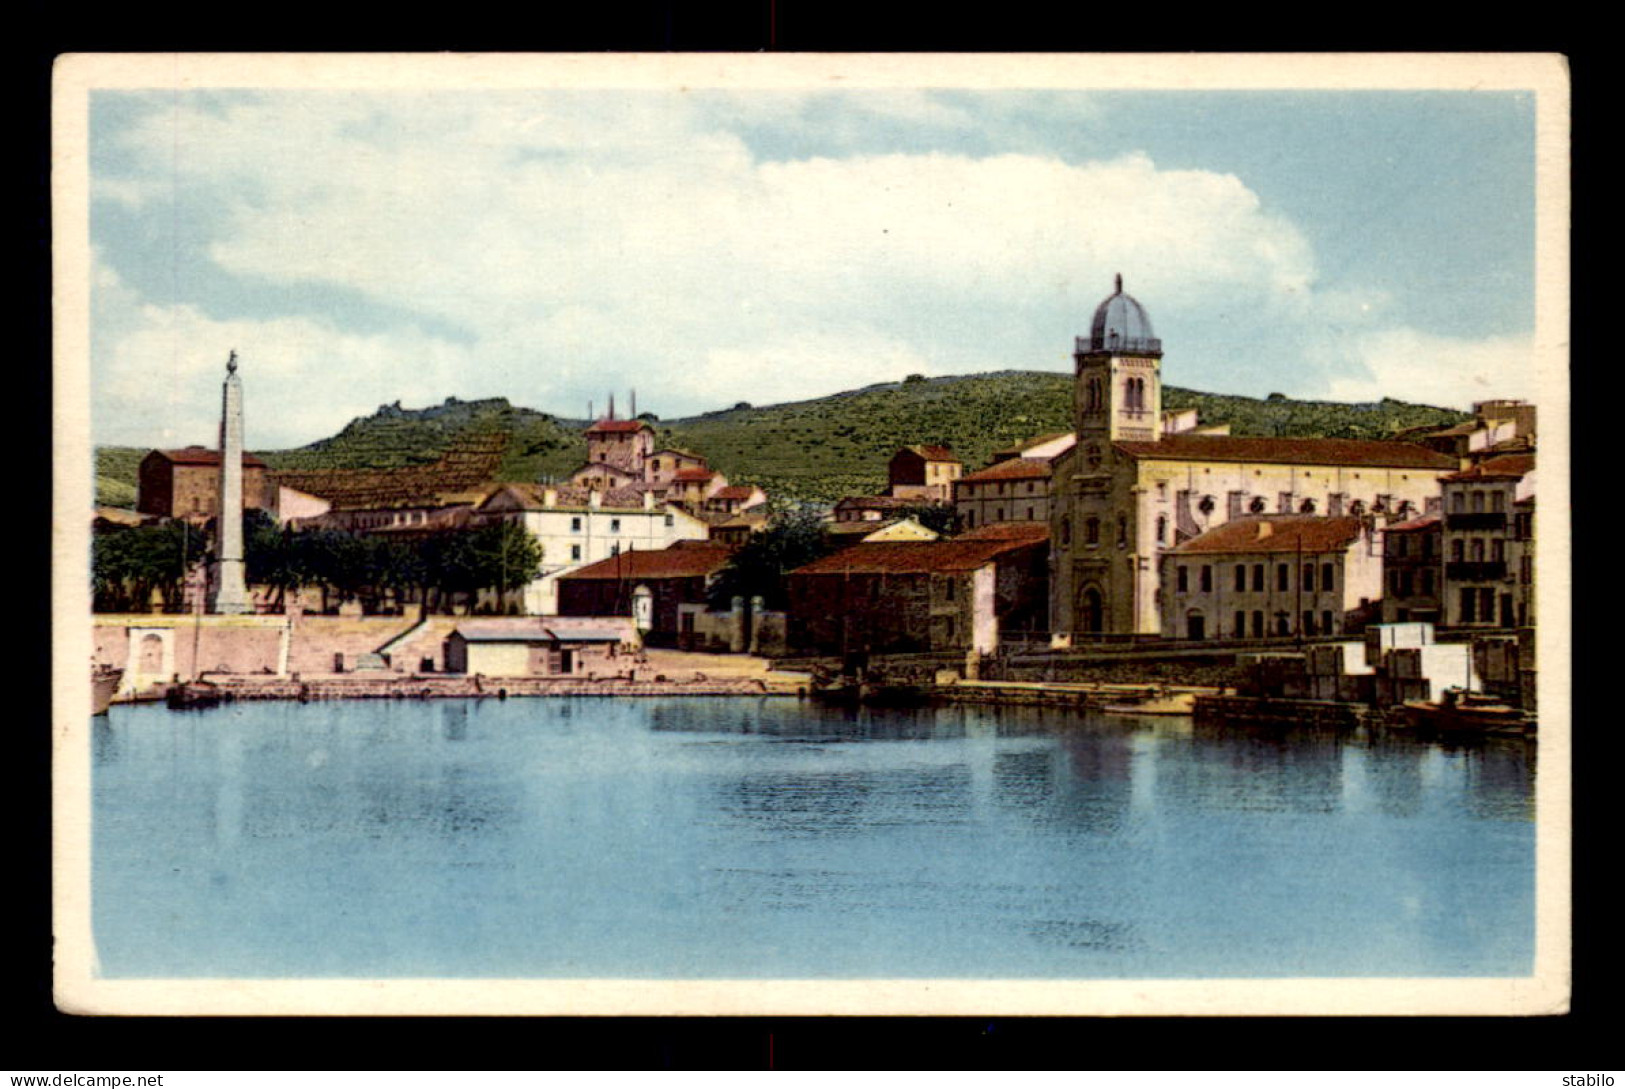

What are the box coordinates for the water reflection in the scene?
[92,698,1536,979]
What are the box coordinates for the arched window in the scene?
[1085,517,1100,545]
[1156,515,1167,544]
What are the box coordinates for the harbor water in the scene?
[91,698,1535,979]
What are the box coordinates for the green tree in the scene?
[464,520,544,612]
[91,520,206,613]
[709,508,833,611]
[893,502,959,536]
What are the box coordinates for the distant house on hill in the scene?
[138,446,276,522]
[886,445,962,502]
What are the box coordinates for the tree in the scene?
[894,502,959,537]
[464,520,544,611]
[92,520,206,613]
[709,509,833,611]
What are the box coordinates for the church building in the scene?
[1049,277,1460,639]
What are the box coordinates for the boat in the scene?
[92,666,123,716]
[1101,690,1197,717]
[1401,688,1533,734]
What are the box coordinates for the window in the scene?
[1303,611,1316,636]
[1397,535,1409,557]
[1157,516,1167,545]
[610,543,621,556]
[1302,564,1315,592]
[1086,518,1100,545]
[1471,491,1486,513]
[944,577,956,601]
[1400,570,1414,597]
[1252,564,1264,592]
[1321,564,1334,591]
[1200,565,1212,592]
[1057,515,1067,544]
[1459,588,1476,622]
[1479,587,1495,621]
[1471,539,1485,562]
[1275,612,1290,636]
[1025,507,1034,520]
[1422,569,1435,595]
[1251,611,1263,638]
[1491,540,1505,563]
[610,518,621,532]
[1116,516,1127,549]
[1277,564,1289,591]
[570,544,581,561]
[1451,539,1464,562]
[664,514,674,527]
[1321,610,1334,634]
[571,517,582,532]
[1491,491,1505,513]
[1234,611,1246,638]
[1234,564,1247,592]
[995,507,1004,521]
[1177,566,1189,593]
[1422,534,1434,557]
[1451,492,1465,513]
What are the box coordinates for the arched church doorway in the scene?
[1079,586,1104,634]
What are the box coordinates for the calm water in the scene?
[92,698,1535,979]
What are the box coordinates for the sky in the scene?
[87,85,1540,450]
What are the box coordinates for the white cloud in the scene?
[1325,328,1536,410]
[90,90,1519,447]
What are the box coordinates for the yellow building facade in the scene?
[1049,278,1459,639]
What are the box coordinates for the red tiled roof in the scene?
[792,536,1042,577]
[958,457,1052,483]
[1385,513,1442,533]
[154,447,269,468]
[1114,434,1457,470]
[903,444,959,462]
[672,468,718,482]
[835,495,915,510]
[956,521,1050,543]
[558,544,735,581]
[1442,454,1535,482]
[712,485,759,501]
[585,419,651,434]
[1171,515,1366,555]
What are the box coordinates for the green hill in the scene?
[95,374,1470,508]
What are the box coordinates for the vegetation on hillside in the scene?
[95,373,1471,509]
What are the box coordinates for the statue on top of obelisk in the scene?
[210,350,251,614]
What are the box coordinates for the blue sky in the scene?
[89,86,1539,450]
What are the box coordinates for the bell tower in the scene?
[1074,273,1163,446]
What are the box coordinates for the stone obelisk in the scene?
[211,350,251,614]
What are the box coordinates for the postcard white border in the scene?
[52,51,1572,1017]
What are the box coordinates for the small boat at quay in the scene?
[92,667,123,716]
[1101,689,1197,717]
[1401,688,1533,734]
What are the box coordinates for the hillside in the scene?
[95,373,1470,508]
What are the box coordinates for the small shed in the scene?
[443,618,638,677]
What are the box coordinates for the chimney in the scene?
[608,393,616,420]
[643,490,655,510]
[543,486,557,508]
[589,489,602,509]
[1256,521,1273,541]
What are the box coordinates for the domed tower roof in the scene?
[1084,274,1161,355]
